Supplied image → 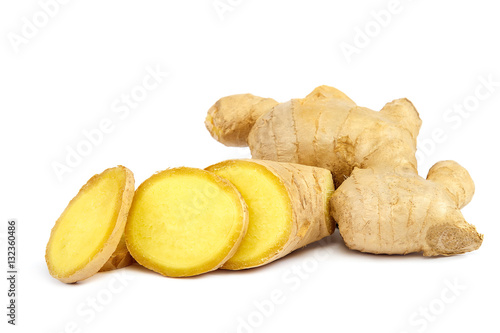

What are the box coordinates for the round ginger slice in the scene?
[125,167,249,277]
[46,166,135,283]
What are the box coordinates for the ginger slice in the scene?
[46,166,135,283]
[125,167,248,277]
[206,159,334,270]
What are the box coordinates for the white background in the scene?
[1,1,499,332]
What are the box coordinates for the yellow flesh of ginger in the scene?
[207,161,292,269]
[47,167,127,278]
[125,168,248,277]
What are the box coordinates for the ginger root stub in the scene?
[125,167,249,277]
[206,159,334,269]
[205,94,278,147]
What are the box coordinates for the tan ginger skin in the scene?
[206,94,278,147]
[205,85,483,256]
[207,159,334,269]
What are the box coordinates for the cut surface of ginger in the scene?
[207,160,293,269]
[125,167,248,277]
[46,166,134,283]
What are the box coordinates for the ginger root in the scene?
[46,166,135,283]
[332,161,482,255]
[206,159,334,269]
[206,94,278,147]
[206,86,420,188]
[205,86,483,256]
[125,167,249,277]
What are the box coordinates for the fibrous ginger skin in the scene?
[99,235,135,271]
[248,87,421,188]
[205,93,278,147]
[205,85,483,256]
[206,159,334,269]
[205,86,421,188]
[331,161,482,256]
